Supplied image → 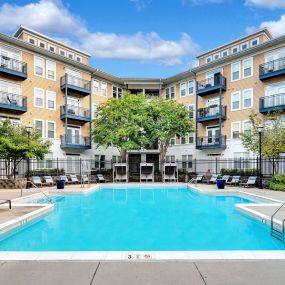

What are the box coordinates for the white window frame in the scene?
[213,53,220,61]
[34,56,45,78]
[92,103,98,119]
[188,79,194,95]
[188,132,194,144]
[48,44,55,53]
[46,90,56,111]
[101,81,107,97]
[34,87,45,108]
[242,88,253,109]
[180,82,186,97]
[170,85,176,100]
[46,60,56,81]
[221,50,228,57]
[231,121,241,140]
[59,49,66,57]
[28,36,36,45]
[46,121,56,139]
[231,45,239,54]
[240,42,249,51]
[76,55,82,62]
[34,119,45,138]
[67,52,74,60]
[93,80,99,95]
[251,37,259,47]
[188,104,195,119]
[231,91,241,111]
[243,120,252,136]
[242,57,253,78]
[38,41,46,49]
[206,56,212,63]
[231,61,241,82]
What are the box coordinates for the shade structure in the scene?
[163,163,178,182]
[113,163,128,182]
[140,163,154,182]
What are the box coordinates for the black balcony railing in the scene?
[0,91,27,112]
[259,93,285,113]
[60,135,91,149]
[196,74,226,96]
[196,135,227,149]
[0,55,27,79]
[259,58,285,80]
[197,105,227,121]
[60,74,91,95]
[60,105,91,122]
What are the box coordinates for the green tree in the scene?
[147,98,194,163]
[0,119,51,179]
[92,92,152,161]
[241,112,285,173]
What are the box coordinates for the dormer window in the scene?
[28,37,35,45]
[213,53,220,61]
[251,38,259,47]
[68,53,74,60]
[206,56,212,63]
[76,56,82,63]
[49,45,55,52]
[232,46,239,54]
[60,49,66,57]
[241,42,248,50]
[222,50,228,57]
[39,42,45,49]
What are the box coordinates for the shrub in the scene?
[269,174,285,191]
[27,168,65,177]
[220,168,257,176]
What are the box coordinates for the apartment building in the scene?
[0,26,285,172]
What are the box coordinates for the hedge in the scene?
[28,168,65,177]
[269,174,285,191]
[220,168,257,176]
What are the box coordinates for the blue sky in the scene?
[0,0,285,77]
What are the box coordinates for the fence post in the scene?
[194,158,197,174]
[80,157,82,178]
[215,157,218,174]
[273,157,275,176]
[56,157,59,177]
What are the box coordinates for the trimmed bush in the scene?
[220,168,257,176]
[28,168,65,177]
[269,174,285,191]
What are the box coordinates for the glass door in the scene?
[207,127,220,145]
[67,127,80,144]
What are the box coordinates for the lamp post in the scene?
[257,125,264,189]
[26,124,32,189]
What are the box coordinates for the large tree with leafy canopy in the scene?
[0,119,51,179]
[92,92,153,161]
[147,98,194,163]
[241,111,285,173]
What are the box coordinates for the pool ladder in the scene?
[270,202,285,243]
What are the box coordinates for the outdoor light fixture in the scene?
[257,125,264,189]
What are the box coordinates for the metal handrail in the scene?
[196,74,226,91]
[60,105,91,118]
[60,74,91,91]
[26,180,52,203]
[260,57,285,75]
[260,93,285,109]
[0,55,27,73]
[0,91,27,107]
[271,202,285,226]
[197,105,226,118]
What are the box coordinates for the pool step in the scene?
[271,228,283,241]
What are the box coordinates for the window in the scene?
[34,56,44,77]
[35,120,44,137]
[112,156,122,163]
[231,62,240,81]
[182,155,193,169]
[231,46,239,54]
[46,60,56,80]
[242,88,253,109]
[181,137,186,144]
[112,86,122,99]
[241,42,248,50]
[232,122,240,139]
[243,121,252,136]
[243,57,252,78]
[48,45,55,52]
[94,155,105,169]
[68,53,74,60]
[93,103,98,119]
[170,137,175,146]
[231,91,241,111]
[206,56,212,63]
[34,88,44,108]
[166,155,175,163]
[39,41,46,49]
[166,86,175,100]
[101,81,107,97]
[251,38,259,47]
[76,56,82,62]
[188,80,194,95]
[93,80,99,94]
[188,133,194,144]
[59,49,66,57]
[188,105,194,119]
[47,121,55,139]
[46,90,56,110]
[213,53,220,61]
[222,50,228,57]
[165,88,170,100]
[180,82,186,97]
[28,37,35,45]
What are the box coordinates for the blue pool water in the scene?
[0,186,284,251]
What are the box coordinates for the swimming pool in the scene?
[0,185,284,251]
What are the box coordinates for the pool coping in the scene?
[0,183,285,261]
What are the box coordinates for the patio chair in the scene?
[209,174,218,184]
[81,174,97,184]
[189,175,203,183]
[59,175,71,184]
[226,175,241,186]
[240,176,257,188]
[31,176,44,187]
[97,174,105,183]
[221,175,231,183]
[0,199,11,209]
[43,176,55,186]
[69,174,79,184]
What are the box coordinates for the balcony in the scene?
[60,105,91,123]
[259,58,285,81]
[196,135,227,150]
[0,91,27,113]
[196,74,226,96]
[60,74,91,96]
[259,93,285,113]
[0,55,27,80]
[197,105,227,123]
[60,135,91,149]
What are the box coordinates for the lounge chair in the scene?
[31,176,44,187]
[0,199,11,209]
[190,175,203,183]
[69,174,79,184]
[97,174,105,183]
[59,175,71,184]
[81,174,97,184]
[226,175,240,186]
[43,176,55,186]
[209,174,218,184]
[240,176,257,188]
[222,175,231,183]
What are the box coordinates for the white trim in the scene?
[231,61,241,82]
[242,57,253,79]
[169,85,176,100]
[48,44,55,53]
[38,41,46,49]
[34,119,45,138]
[242,120,252,134]
[188,104,195,119]
[231,121,241,140]
[221,50,228,57]
[206,56,212,63]
[231,45,239,54]
[101,81,107,97]
[180,82,186,98]
[251,37,259,47]
[45,59,56,81]
[242,88,253,109]
[213,52,220,61]
[188,79,194,96]
[28,36,36,45]
[231,90,241,111]
[46,90,56,111]
[59,49,66,57]
[67,52,74,60]
[33,87,44,108]
[240,41,249,51]
[46,120,56,139]
[34,55,45,78]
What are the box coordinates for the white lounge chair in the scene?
[226,175,241,186]
[240,176,257,188]
[69,174,79,184]
[97,174,105,183]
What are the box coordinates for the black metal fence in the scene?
[1,157,284,183]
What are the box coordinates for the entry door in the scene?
[67,97,81,115]
[207,127,220,144]
[66,155,80,174]
[67,127,80,144]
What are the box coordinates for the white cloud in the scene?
[245,0,285,9]
[0,0,198,66]
[129,0,152,11]
[182,0,226,5]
